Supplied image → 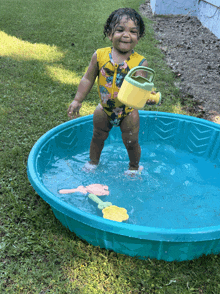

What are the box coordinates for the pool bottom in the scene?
[41,142,220,230]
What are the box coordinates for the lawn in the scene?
[1,0,220,293]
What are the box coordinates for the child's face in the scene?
[108,16,140,54]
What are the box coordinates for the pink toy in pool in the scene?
[59,184,109,196]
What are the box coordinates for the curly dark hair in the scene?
[103,8,145,40]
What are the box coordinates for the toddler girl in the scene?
[68,8,156,172]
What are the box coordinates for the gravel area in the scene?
[140,0,220,122]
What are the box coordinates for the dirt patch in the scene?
[140,0,220,122]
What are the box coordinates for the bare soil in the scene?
[140,0,220,122]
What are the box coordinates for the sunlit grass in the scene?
[46,65,81,85]
[172,102,187,114]
[0,31,64,62]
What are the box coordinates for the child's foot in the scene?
[82,162,98,172]
[124,165,144,176]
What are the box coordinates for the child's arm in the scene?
[68,52,99,119]
[135,59,149,78]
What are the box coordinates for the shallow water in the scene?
[42,143,220,229]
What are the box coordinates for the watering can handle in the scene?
[127,66,155,82]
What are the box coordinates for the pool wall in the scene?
[150,0,220,38]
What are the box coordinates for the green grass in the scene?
[1,0,220,293]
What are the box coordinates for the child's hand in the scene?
[67,100,82,119]
[146,91,156,105]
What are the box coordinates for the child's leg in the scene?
[120,109,141,170]
[89,105,112,165]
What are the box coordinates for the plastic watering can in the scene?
[118,66,161,109]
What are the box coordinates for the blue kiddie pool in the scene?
[27,111,220,261]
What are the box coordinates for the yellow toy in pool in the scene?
[102,205,129,222]
[88,194,129,222]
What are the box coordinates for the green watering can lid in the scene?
[124,66,155,90]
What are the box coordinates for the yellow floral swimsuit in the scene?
[96,47,146,126]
